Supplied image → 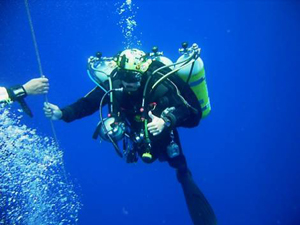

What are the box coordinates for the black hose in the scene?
[98,88,123,158]
[141,54,195,110]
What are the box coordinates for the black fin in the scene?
[177,171,217,225]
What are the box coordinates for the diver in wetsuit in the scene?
[44,48,217,225]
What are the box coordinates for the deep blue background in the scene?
[1,0,300,224]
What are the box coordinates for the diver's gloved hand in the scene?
[23,77,49,95]
[147,111,166,136]
[43,102,62,120]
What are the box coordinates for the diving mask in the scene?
[119,70,142,83]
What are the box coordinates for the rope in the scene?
[24,0,43,77]
[24,0,60,148]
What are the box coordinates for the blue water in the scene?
[1,0,300,224]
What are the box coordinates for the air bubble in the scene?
[116,0,142,48]
[0,106,81,224]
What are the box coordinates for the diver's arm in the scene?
[60,87,107,122]
[1,78,49,103]
[147,99,194,136]
[0,87,11,103]
[162,85,202,129]
[0,85,27,103]
[149,61,201,128]
[2,78,49,117]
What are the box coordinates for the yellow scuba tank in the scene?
[175,43,211,118]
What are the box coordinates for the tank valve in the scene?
[182,42,189,49]
[152,46,158,54]
[96,52,102,59]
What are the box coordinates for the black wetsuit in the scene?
[60,61,217,225]
[61,61,201,168]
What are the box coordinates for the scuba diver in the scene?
[0,77,49,117]
[43,43,217,225]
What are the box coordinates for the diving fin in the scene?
[177,170,217,225]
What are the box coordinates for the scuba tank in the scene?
[146,43,211,119]
[87,52,117,92]
[175,43,211,118]
[149,46,174,69]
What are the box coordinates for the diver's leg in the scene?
[168,131,217,225]
[176,166,217,225]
